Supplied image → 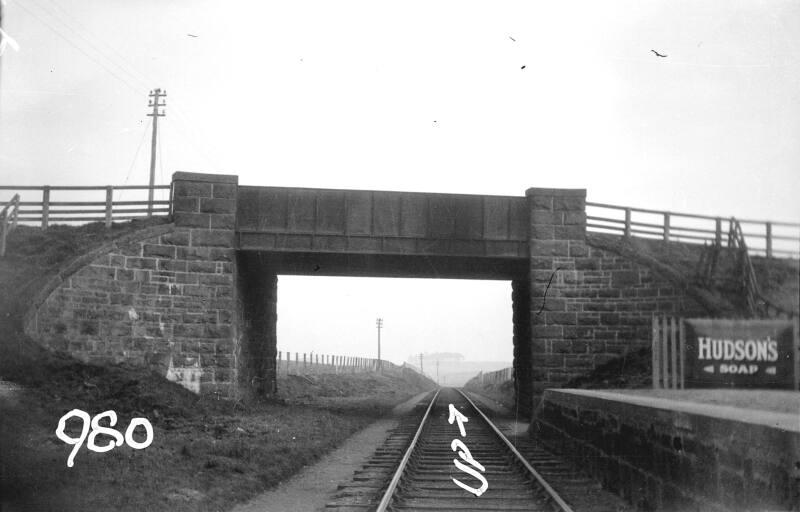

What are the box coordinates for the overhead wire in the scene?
[158,119,165,199]
[16,0,222,175]
[14,1,146,98]
[119,117,152,200]
[29,0,220,170]
[36,0,154,90]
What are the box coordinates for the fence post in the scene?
[663,212,670,242]
[624,208,631,237]
[11,196,18,230]
[766,222,773,259]
[661,316,669,389]
[0,217,7,257]
[715,218,722,246]
[679,318,685,389]
[41,186,51,230]
[652,316,660,389]
[105,186,114,228]
[670,317,678,389]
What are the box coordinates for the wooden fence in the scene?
[0,185,171,229]
[651,316,685,390]
[587,202,800,259]
[472,367,513,386]
[0,194,20,257]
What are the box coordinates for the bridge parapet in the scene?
[236,186,528,259]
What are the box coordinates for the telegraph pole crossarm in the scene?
[146,88,166,216]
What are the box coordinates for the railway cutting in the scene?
[326,387,630,511]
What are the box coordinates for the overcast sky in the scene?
[1,1,798,364]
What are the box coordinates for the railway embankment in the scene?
[0,221,435,511]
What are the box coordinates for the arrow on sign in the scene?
[703,365,715,374]
[765,367,777,375]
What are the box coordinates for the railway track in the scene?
[326,387,629,512]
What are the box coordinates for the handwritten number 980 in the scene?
[55,409,153,467]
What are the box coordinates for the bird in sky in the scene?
[187,34,199,38]
[651,49,667,58]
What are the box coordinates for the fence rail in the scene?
[587,202,800,259]
[0,185,171,229]
[0,194,20,257]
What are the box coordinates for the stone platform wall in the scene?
[533,389,800,511]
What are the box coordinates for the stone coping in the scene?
[550,388,800,433]
[172,171,238,184]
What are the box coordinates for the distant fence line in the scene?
[587,202,800,259]
[472,367,513,386]
[0,185,171,229]
[276,350,405,376]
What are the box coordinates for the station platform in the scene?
[533,388,800,512]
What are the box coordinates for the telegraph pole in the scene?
[375,318,383,370]
[147,88,166,216]
[419,353,423,375]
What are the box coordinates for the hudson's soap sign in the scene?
[684,319,799,389]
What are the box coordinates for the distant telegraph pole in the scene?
[376,318,383,370]
[147,88,166,216]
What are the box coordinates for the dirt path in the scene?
[230,391,430,512]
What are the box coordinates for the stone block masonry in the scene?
[25,172,240,396]
[526,188,709,398]
[534,390,800,511]
[24,173,717,402]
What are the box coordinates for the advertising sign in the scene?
[683,319,799,389]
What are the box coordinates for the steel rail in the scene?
[456,389,575,512]
[375,388,440,512]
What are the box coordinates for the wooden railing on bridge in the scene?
[0,185,171,229]
[0,194,20,257]
[2,184,798,261]
[587,202,800,259]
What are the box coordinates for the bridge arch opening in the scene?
[235,251,533,415]
[277,276,511,383]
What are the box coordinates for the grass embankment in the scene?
[0,221,432,512]
[463,377,516,411]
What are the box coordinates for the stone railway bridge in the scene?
[24,172,711,415]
